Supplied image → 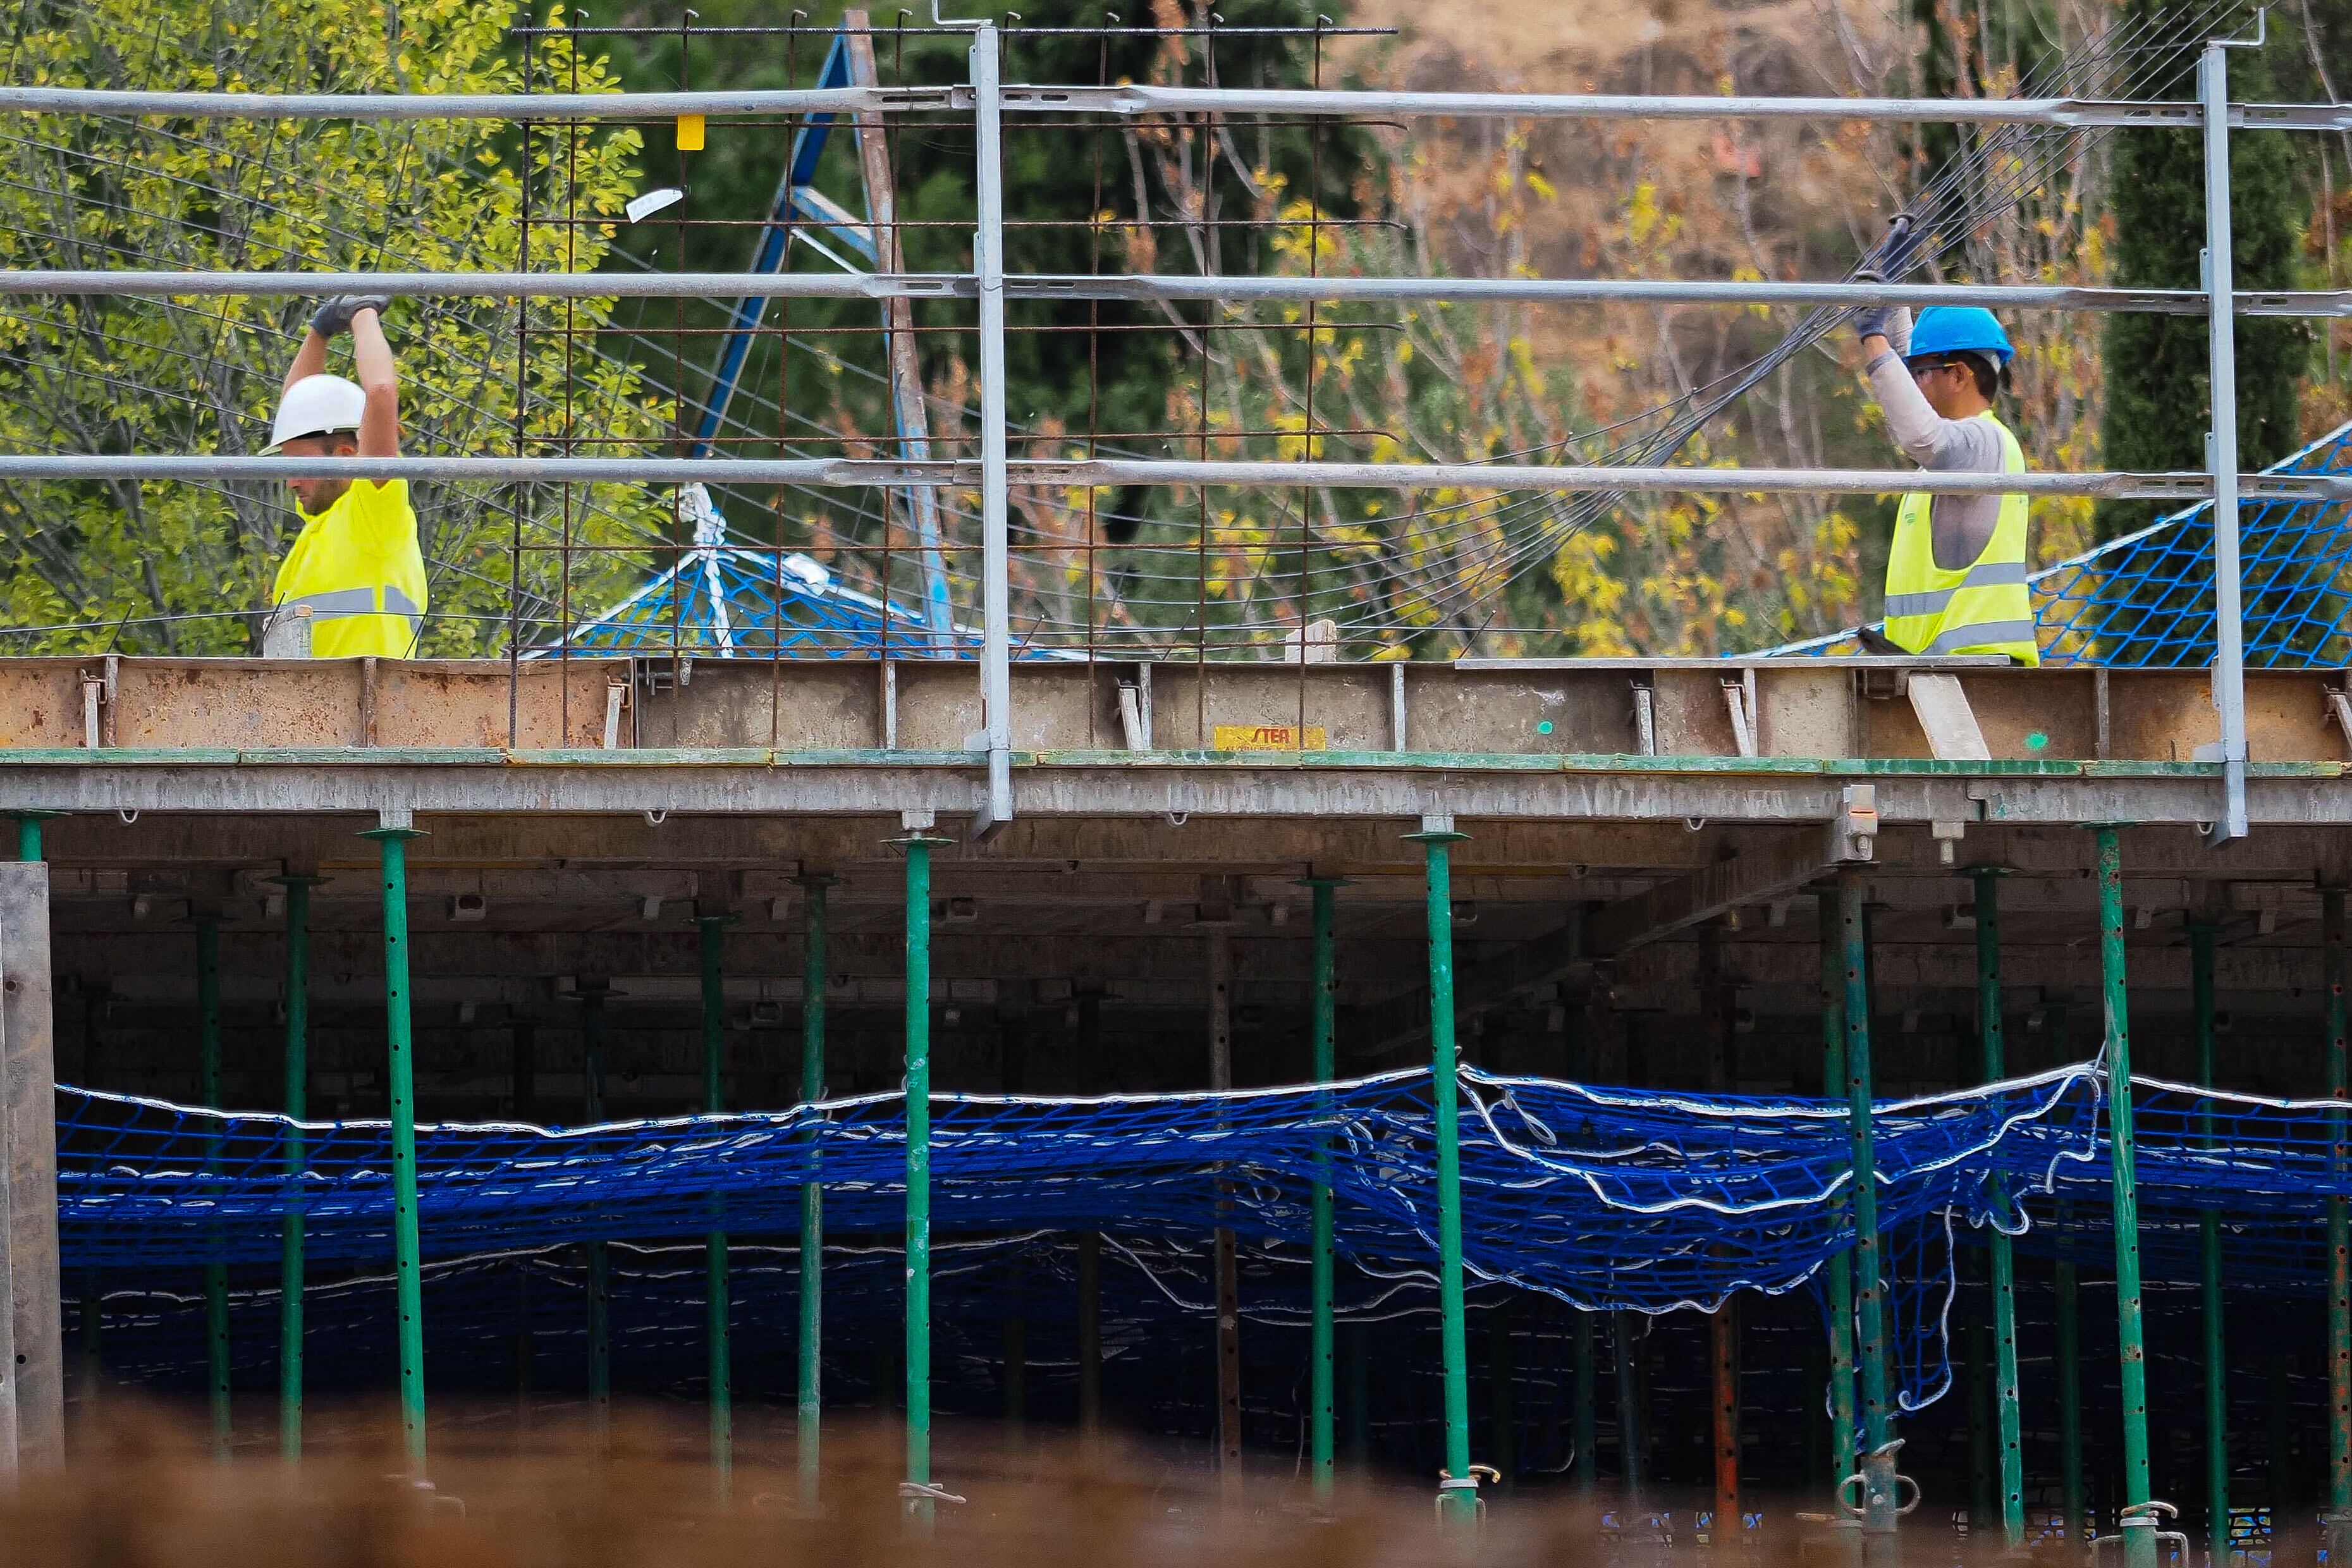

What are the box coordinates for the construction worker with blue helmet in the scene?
[1849,299,2039,665]
[262,294,429,659]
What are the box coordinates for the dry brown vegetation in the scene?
[3,1400,2312,1568]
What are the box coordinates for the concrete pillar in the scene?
[0,861,62,1468]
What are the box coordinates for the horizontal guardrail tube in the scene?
[5,271,2340,316]
[0,452,2339,503]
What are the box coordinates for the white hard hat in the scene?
[266,374,366,453]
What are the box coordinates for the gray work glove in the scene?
[310,293,393,338]
[1854,211,1928,283]
[1853,303,1911,357]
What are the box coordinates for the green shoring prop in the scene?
[198,914,229,1455]
[1838,871,1900,1566]
[1303,876,1342,1502]
[360,819,429,1479]
[2190,919,2229,1568]
[273,875,321,1462]
[2325,890,2352,1565]
[799,874,835,1509]
[1407,817,1478,1525]
[582,983,611,1438]
[2094,827,2157,1568]
[1972,868,2025,1549]
[699,913,737,1497]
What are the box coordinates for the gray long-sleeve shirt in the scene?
[1863,309,2007,571]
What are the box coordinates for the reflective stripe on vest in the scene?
[276,585,424,623]
[1917,618,2037,656]
[1882,561,2031,620]
[1880,413,2038,666]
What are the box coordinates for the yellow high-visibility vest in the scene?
[1881,413,2038,666]
[269,478,428,659]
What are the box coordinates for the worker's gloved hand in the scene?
[1852,303,1911,355]
[1853,210,1930,284]
[309,294,393,338]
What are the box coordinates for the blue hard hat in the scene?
[1907,306,2013,365]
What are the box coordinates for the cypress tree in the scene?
[2095,18,2310,541]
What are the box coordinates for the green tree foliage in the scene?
[0,0,664,654]
[572,0,1588,656]
[2095,13,2310,541]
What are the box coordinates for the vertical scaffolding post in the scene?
[798,874,833,1509]
[1076,984,1103,1442]
[2190,919,2229,1568]
[2059,1231,2085,1543]
[2094,828,2157,1568]
[1562,991,1596,1495]
[1837,871,1899,1563]
[510,1018,534,1421]
[362,815,427,1479]
[1617,1312,1645,1498]
[9,814,49,863]
[582,981,610,1438]
[1820,899,1858,1504]
[1701,922,1739,1546]
[698,913,735,1494]
[897,814,947,1530]
[1205,913,1241,1491]
[969,21,1012,830]
[274,875,318,1464]
[1972,868,2026,1548]
[2326,890,2352,1564]
[2198,40,2249,842]
[1304,876,1342,1502]
[197,913,229,1456]
[1077,1234,1102,1438]
[1409,814,1477,1524]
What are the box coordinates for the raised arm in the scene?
[348,307,400,458]
[281,324,329,397]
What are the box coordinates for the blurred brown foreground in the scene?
[0,1402,2297,1567]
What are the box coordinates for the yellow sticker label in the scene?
[675,113,707,150]
[1212,723,1326,752]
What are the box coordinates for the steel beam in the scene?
[1587,818,1875,959]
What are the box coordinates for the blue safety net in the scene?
[56,1067,2101,1311]
[1763,419,2352,666]
[56,1064,2351,1420]
[531,487,1078,662]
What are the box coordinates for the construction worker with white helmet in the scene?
[1850,300,2039,666]
[263,294,427,659]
